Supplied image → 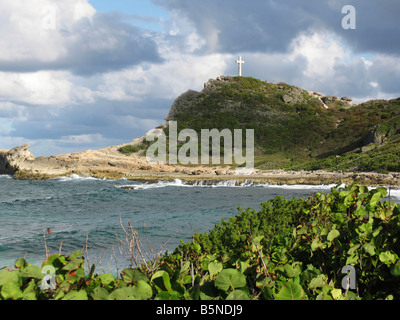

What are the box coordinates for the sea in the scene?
[1,174,399,275]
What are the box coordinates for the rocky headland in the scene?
[2,75,400,187]
[1,142,400,187]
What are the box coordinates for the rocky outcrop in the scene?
[0,144,35,174]
[363,127,386,146]
[203,76,233,89]
[165,89,202,121]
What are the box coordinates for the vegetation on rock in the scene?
[120,76,400,172]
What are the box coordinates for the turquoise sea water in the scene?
[1,174,398,274]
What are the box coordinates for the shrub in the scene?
[1,184,399,300]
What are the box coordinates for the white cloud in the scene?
[0,71,95,106]
[97,52,228,102]
[289,31,350,78]
[0,0,96,63]
[59,133,105,145]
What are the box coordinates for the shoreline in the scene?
[2,144,400,187]
[8,168,400,188]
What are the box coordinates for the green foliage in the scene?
[1,184,400,300]
[118,142,149,156]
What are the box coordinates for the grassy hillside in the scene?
[124,76,400,172]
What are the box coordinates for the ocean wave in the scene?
[0,174,12,179]
[118,179,339,190]
[54,174,102,182]
[0,195,54,205]
[119,179,191,190]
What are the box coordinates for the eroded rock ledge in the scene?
[1,144,400,187]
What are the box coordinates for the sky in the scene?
[1,0,400,156]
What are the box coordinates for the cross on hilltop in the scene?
[236,56,244,76]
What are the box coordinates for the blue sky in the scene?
[0,0,399,156]
[88,0,169,31]
[89,0,167,17]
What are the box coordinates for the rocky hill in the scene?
[159,75,400,172]
[2,75,400,185]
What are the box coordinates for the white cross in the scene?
[236,56,244,76]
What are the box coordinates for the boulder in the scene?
[321,96,339,104]
[363,127,386,146]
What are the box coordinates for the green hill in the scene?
[126,76,400,172]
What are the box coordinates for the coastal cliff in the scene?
[2,75,400,186]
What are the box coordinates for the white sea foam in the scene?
[119,179,191,190]
[119,179,340,190]
[55,173,101,182]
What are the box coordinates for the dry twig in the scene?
[115,215,176,273]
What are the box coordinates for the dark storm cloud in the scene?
[154,0,400,55]
[0,12,162,76]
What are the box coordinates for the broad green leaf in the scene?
[0,269,21,286]
[180,261,191,278]
[275,282,305,300]
[331,288,343,300]
[311,238,321,251]
[108,287,141,300]
[238,260,250,274]
[284,263,301,278]
[363,243,376,256]
[327,229,340,242]
[316,292,332,300]
[14,258,27,269]
[151,270,171,292]
[154,291,180,300]
[309,275,327,290]
[208,262,223,279]
[121,268,148,284]
[390,260,400,276]
[162,271,173,293]
[1,281,23,300]
[151,270,168,282]
[99,273,115,287]
[62,257,84,271]
[91,287,110,300]
[215,269,246,291]
[22,279,37,300]
[135,280,153,300]
[42,254,66,269]
[379,251,397,265]
[20,265,43,279]
[376,187,388,198]
[370,192,382,206]
[62,289,88,300]
[226,290,250,300]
